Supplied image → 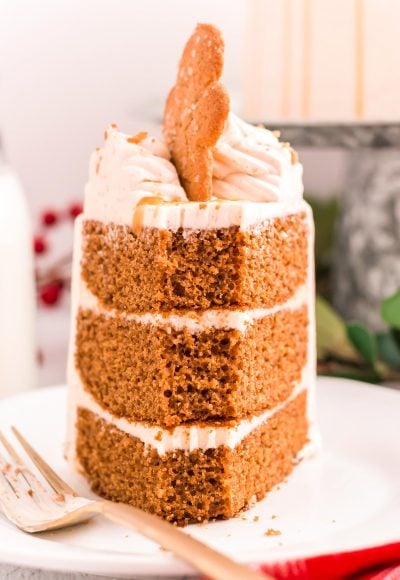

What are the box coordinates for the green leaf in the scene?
[393,329,400,349]
[346,323,377,366]
[381,291,400,329]
[316,296,361,362]
[318,360,380,383]
[305,196,339,271]
[377,332,400,370]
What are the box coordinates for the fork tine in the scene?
[0,430,31,495]
[0,431,24,465]
[0,431,49,502]
[0,445,17,497]
[11,427,76,496]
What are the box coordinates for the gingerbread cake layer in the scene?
[75,390,308,525]
[81,211,308,313]
[75,301,308,426]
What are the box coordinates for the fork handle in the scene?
[99,501,270,580]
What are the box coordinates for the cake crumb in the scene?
[253,515,259,522]
[290,147,298,164]
[127,131,148,144]
[271,514,277,519]
[53,493,65,504]
[27,489,34,497]
[264,528,281,537]
[247,494,257,508]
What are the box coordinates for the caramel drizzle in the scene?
[131,197,228,235]
[132,196,185,235]
[132,196,164,235]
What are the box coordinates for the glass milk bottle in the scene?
[0,140,37,396]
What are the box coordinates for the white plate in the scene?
[0,377,399,577]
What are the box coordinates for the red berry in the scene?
[37,349,44,366]
[40,283,61,306]
[33,235,48,254]
[41,209,59,226]
[68,202,83,219]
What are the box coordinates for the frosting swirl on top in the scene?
[212,113,303,202]
[84,125,187,223]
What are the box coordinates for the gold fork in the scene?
[0,427,269,580]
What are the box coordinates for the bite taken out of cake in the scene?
[66,23,318,525]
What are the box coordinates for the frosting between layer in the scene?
[70,365,310,455]
[65,208,320,464]
[212,113,303,203]
[79,281,308,333]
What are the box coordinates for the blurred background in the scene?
[0,0,347,211]
[1,0,400,390]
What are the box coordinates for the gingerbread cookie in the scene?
[163,23,230,201]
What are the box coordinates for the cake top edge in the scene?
[84,116,303,218]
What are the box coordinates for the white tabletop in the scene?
[0,567,185,580]
[0,567,96,579]
[1,303,398,579]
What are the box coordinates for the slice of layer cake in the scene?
[66,24,317,525]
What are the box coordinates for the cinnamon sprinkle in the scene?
[127,131,148,144]
[264,528,281,537]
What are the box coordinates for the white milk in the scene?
[0,154,37,396]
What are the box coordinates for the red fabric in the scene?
[260,542,400,580]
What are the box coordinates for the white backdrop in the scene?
[0,0,345,215]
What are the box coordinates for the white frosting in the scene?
[79,282,308,333]
[302,202,320,453]
[124,198,307,231]
[213,113,303,203]
[83,119,305,231]
[66,206,319,464]
[69,365,310,455]
[66,215,84,472]
[84,125,187,224]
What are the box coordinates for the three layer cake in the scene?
[66,24,317,525]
